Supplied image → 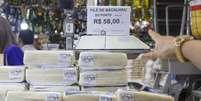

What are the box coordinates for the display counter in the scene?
[75,36,150,58]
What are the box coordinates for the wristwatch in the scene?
[174,36,194,63]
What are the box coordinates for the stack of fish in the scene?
[24,50,79,94]
[79,52,128,92]
[116,89,174,101]
[0,66,27,101]
[126,59,146,82]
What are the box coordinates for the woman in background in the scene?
[0,16,24,65]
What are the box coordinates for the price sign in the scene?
[65,23,74,34]
[46,93,60,101]
[87,6,131,36]
[9,69,23,81]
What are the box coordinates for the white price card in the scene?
[87,6,131,36]
[46,93,60,101]
[83,74,96,85]
[99,95,113,101]
[63,69,77,83]
[9,69,23,80]
[65,23,74,34]
[80,55,95,66]
[58,53,71,64]
[120,93,134,101]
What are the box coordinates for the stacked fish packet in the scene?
[142,58,170,89]
[118,55,174,101]
[78,52,128,93]
[124,53,148,91]
[63,51,125,101]
[126,58,146,83]
[6,91,63,101]
[116,89,174,101]
[0,66,27,101]
[63,91,117,101]
[126,55,167,91]
[9,50,80,101]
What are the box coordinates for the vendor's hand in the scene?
[143,30,176,60]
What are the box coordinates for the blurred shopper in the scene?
[18,30,45,50]
[0,16,23,65]
[18,30,36,50]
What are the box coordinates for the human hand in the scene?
[143,30,176,60]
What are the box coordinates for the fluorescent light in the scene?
[1,13,6,19]
[20,19,29,30]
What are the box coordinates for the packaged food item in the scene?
[0,66,25,83]
[116,89,174,101]
[79,70,127,86]
[26,68,78,86]
[24,51,75,67]
[63,91,117,101]
[6,91,62,101]
[79,52,127,68]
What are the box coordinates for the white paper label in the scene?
[80,55,95,66]
[65,23,74,34]
[64,87,80,95]
[87,6,131,35]
[99,96,113,101]
[83,74,96,85]
[65,88,79,92]
[9,69,23,80]
[46,93,60,101]
[58,54,71,64]
[120,93,134,101]
[63,69,77,83]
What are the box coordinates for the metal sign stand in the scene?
[64,10,74,50]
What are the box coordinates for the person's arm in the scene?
[143,30,201,70]
[182,40,201,69]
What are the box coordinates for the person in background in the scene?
[18,30,36,50]
[33,34,44,50]
[18,30,45,50]
[0,16,24,65]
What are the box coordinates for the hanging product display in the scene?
[144,0,151,21]
[190,0,201,39]
[8,0,21,6]
[132,0,152,21]
[132,0,141,21]
[111,0,117,6]
[130,0,153,44]
[2,0,64,36]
